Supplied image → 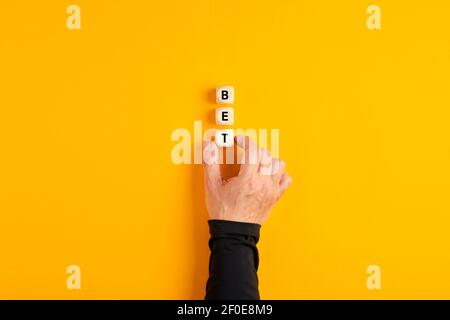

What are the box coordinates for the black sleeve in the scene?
[205,219,261,300]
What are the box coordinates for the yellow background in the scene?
[1,0,449,299]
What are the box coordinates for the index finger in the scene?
[236,135,259,176]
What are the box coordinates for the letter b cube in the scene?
[216,86,234,104]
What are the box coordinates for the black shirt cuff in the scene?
[208,219,261,242]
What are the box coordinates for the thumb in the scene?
[203,140,222,185]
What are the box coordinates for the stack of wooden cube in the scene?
[215,86,235,147]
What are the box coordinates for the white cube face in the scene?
[216,86,235,104]
[215,129,234,147]
[215,107,234,125]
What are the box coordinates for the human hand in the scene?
[202,135,292,225]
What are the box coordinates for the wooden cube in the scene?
[216,86,234,104]
[215,107,234,125]
[215,129,234,147]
